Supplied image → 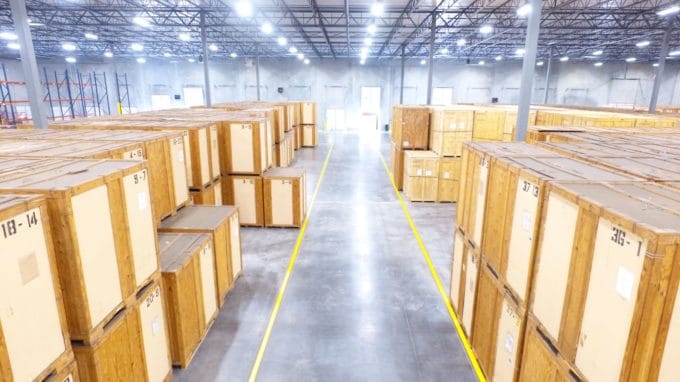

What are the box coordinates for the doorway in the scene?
[360,86,381,130]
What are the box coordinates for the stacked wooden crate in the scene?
[390,105,430,196]
[299,101,318,147]
[452,131,680,380]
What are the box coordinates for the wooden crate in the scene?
[518,316,583,382]
[391,105,430,149]
[471,261,527,382]
[219,118,269,175]
[479,154,638,305]
[389,142,405,190]
[224,175,264,227]
[50,359,79,382]
[429,107,474,156]
[456,142,559,248]
[0,159,159,342]
[159,233,218,368]
[294,125,302,150]
[300,102,317,125]
[301,124,317,147]
[529,181,680,381]
[190,177,223,206]
[0,194,74,382]
[263,168,306,228]
[437,157,461,202]
[274,133,294,168]
[450,228,481,337]
[288,130,296,161]
[73,280,172,382]
[158,205,242,307]
[403,151,439,202]
[472,109,506,141]
[0,139,144,160]
[284,102,296,132]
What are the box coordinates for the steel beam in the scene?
[200,11,212,107]
[515,0,542,142]
[400,45,405,104]
[649,23,671,113]
[426,14,436,105]
[256,44,261,101]
[543,45,554,104]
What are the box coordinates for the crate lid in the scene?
[503,156,638,182]
[0,194,44,212]
[404,150,439,159]
[263,167,305,179]
[159,205,238,230]
[0,139,140,159]
[466,142,558,157]
[158,232,212,273]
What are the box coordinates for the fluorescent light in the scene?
[420,59,427,65]
[7,42,19,50]
[456,38,466,46]
[364,37,373,46]
[130,43,144,51]
[132,16,151,27]
[360,47,369,55]
[62,43,77,51]
[235,1,253,17]
[560,56,569,62]
[360,59,366,65]
[84,33,98,40]
[136,57,146,64]
[297,53,304,60]
[478,60,485,65]
[653,63,660,67]
[371,2,384,17]
[104,51,113,58]
[537,61,544,66]
[495,55,502,61]
[367,24,377,34]
[188,58,196,63]
[440,47,449,55]
[65,56,76,63]
[657,5,680,16]
[592,50,603,56]
[0,32,17,40]
[163,52,172,57]
[261,22,273,34]
[304,58,310,64]
[26,19,43,26]
[289,46,298,54]
[636,40,650,48]
[178,33,191,42]
[277,36,287,46]
[625,57,636,62]
[669,50,680,56]
[594,62,603,67]
[479,25,493,34]
[516,48,525,56]
[208,44,218,52]
[230,52,238,58]
[517,3,532,16]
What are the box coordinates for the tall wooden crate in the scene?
[263,168,306,228]
[450,228,481,337]
[429,107,474,156]
[403,151,439,202]
[0,159,160,342]
[0,195,74,382]
[191,178,223,206]
[389,142,405,190]
[73,280,172,382]
[391,105,430,149]
[219,119,269,175]
[300,102,317,125]
[437,157,461,202]
[224,175,264,227]
[159,205,242,308]
[159,233,218,368]
[302,125,317,147]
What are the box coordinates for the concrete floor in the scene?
[174,130,476,382]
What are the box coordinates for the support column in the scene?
[9,0,47,128]
[426,14,436,105]
[649,25,672,113]
[200,12,212,108]
[256,45,261,101]
[515,0,542,141]
[400,45,405,104]
[543,45,553,104]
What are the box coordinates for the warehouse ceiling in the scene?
[0,0,678,64]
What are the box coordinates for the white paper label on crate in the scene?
[152,317,161,335]
[616,267,635,300]
[138,192,148,211]
[403,141,410,147]
[444,172,451,179]
[522,210,532,231]
[416,169,423,176]
[425,170,433,176]
[18,251,39,285]
[505,333,515,352]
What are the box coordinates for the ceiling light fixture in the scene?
[479,25,493,34]
[62,43,77,51]
[657,5,680,16]
[289,46,298,54]
[65,56,76,63]
[136,57,146,64]
[625,57,636,62]
[592,50,603,56]
[230,52,238,58]
[130,43,144,51]
[304,58,310,64]
[636,40,650,47]
[364,37,373,46]
[560,56,569,62]
[84,33,98,40]
[132,16,151,27]
[0,32,17,40]
[440,47,449,55]
[188,58,196,63]
[537,61,544,66]
[495,55,502,61]
[594,62,603,67]
[669,50,680,56]
[261,22,273,34]
[7,42,19,50]
[209,44,218,51]
[367,24,377,34]
[479,60,485,65]
[178,33,191,42]
[420,59,427,65]
[517,3,532,16]
[104,51,113,58]
[456,38,466,46]
[653,63,660,67]
[277,36,287,46]
[163,52,172,57]
[516,48,525,56]
[297,53,304,60]
[371,2,385,17]
[235,1,253,17]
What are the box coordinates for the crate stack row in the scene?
[450,128,680,381]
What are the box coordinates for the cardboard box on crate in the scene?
[224,175,265,227]
[391,105,430,149]
[529,181,680,381]
[0,128,190,222]
[73,279,172,382]
[263,168,306,228]
[403,151,439,202]
[159,233,218,368]
[0,194,74,382]
[429,107,473,156]
[0,159,160,343]
[159,205,242,307]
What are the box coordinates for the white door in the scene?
[360,86,381,130]
[183,87,205,107]
[432,87,453,105]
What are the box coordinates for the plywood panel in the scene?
[123,170,158,287]
[199,241,218,326]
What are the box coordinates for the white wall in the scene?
[1,56,680,127]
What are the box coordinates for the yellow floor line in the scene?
[248,144,334,382]
[378,153,487,382]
